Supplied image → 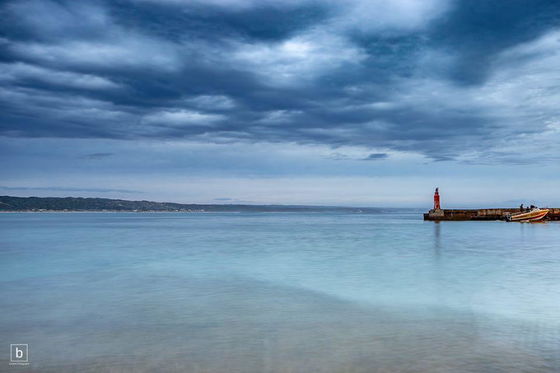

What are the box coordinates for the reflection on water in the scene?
[433,221,441,253]
[0,212,559,372]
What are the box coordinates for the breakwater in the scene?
[424,208,560,221]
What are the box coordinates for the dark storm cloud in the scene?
[82,152,114,159]
[363,153,388,160]
[429,0,560,85]
[1,0,559,162]
[110,0,330,42]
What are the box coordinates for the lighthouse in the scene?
[433,188,441,210]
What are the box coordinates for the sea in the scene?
[1,210,559,372]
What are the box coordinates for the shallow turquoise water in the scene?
[1,211,559,372]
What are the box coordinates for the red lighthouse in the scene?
[433,188,441,210]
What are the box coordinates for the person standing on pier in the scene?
[434,188,441,210]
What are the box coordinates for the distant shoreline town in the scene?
[0,196,386,213]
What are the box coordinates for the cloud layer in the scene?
[1,0,559,164]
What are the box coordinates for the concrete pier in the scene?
[424,208,560,221]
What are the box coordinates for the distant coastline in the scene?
[0,195,387,213]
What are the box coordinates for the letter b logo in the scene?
[10,344,28,363]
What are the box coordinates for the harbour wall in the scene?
[423,208,560,221]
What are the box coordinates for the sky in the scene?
[1,0,559,207]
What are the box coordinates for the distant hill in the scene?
[0,196,380,213]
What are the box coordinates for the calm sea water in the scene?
[1,211,559,372]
